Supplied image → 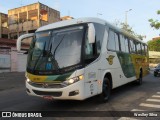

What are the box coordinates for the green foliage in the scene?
[147,39,160,51]
[120,22,134,34]
[149,10,160,29]
[116,21,145,40]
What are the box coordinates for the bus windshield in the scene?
[27,26,84,74]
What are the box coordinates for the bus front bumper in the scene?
[26,80,85,100]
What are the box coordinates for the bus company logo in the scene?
[2,112,11,117]
[106,55,115,65]
[42,83,49,88]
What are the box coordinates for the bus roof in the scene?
[36,17,146,44]
[36,17,106,32]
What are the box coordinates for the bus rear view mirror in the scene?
[17,33,34,51]
[88,23,95,44]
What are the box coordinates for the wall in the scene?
[8,2,60,39]
[149,51,160,67]
[0,54,11,73]
[17,54,27,72]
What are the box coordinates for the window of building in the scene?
[28,9,38,21]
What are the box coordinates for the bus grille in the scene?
[33,90,62,97]
[29,82,66,88]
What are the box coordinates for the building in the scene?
[8,2,60,39]
[149,51,160,67]
[61,16,74,21]
[0,38,29,73]
[0,12,8,38]
[152,36,160,41]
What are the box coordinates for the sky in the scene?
[0,0,160,42]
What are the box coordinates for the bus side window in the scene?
[85,36,94,59]
[141,44,145,55]
[129,39,136,53]
[120,34,125,52]
[145,45,148,56]
[94,23,105,54]
[115,32,119,51]
[107,30,115,50]
[120,35,130,53]
[119,35,129,53]
[125,37,129,53]
[107,30,120,51]
[136,42,142,55]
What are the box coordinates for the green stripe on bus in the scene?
[117,52,136,78]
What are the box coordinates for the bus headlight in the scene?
[63,75,83,85]
[26,78,31,82]
[25,73,31,82]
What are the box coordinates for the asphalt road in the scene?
[0,71,160,120]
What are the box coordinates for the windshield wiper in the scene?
[48,43,60,71]
[33,41,46,71]
[48,34,66,71]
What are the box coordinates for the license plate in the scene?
[43,96,53,100]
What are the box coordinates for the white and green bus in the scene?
[17,17,149,102]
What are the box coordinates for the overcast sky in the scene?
[0,0,160,42]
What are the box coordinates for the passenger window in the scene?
[136,42,142,54]
[120,35,125,52]
[119,35,129,53]
[107,30,120,51]
[107,30,115,50]
[124,37,129,53]
[145,45,148,56]
[129,39,136,53]
[115,33,119,51]
[85,36,93,59]
[94,23,105,54]
[141,44,145,55]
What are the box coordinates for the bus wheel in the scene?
[99,77,111,103]
[137,70,143,85]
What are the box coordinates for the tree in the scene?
[114,20,145,40]
[147,39,160,51]
[149,10,160,29]
[120,22,134,35]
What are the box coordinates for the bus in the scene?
[17,17,149,102]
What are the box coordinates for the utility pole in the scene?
[0,13,2,38]
[125,9,132,25]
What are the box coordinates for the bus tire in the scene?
[137,69,143,85]
[98,77,111,103]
